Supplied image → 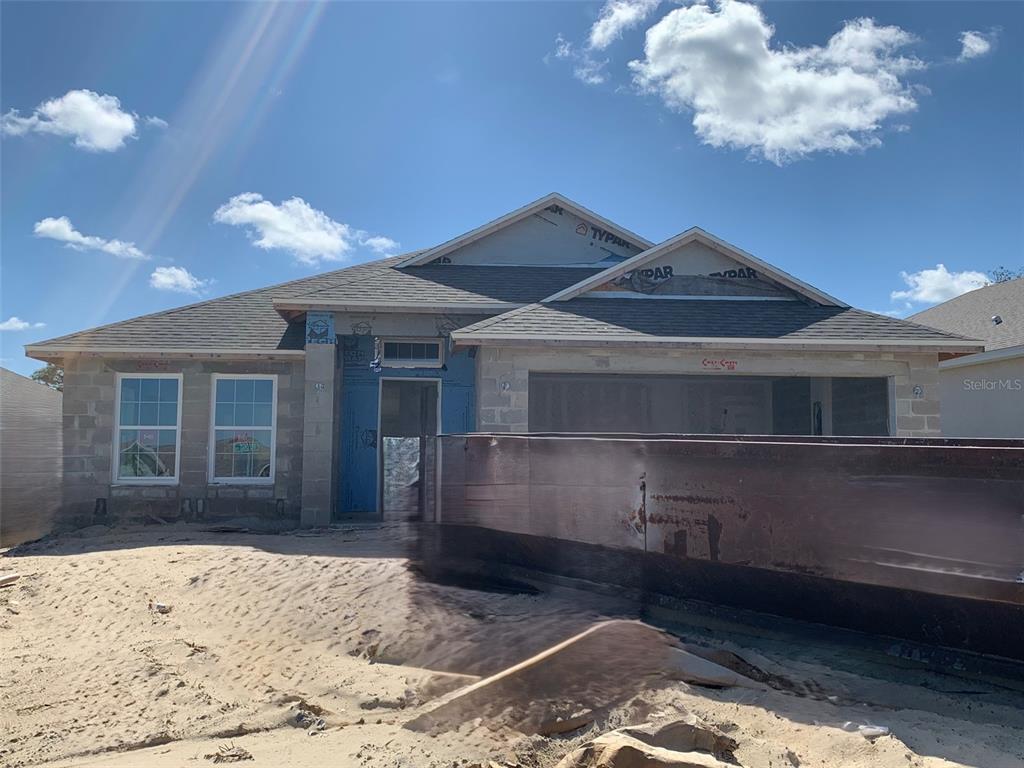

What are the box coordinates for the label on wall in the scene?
[430,204,643,267]
[306,312,336,345]
[588,241,793,299]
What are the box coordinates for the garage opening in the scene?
[528,373,890,436]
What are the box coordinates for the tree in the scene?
[31,362,63,391]
[989,266,1024,283]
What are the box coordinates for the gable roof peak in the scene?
[542,227,848,308]
[395,192,653,268]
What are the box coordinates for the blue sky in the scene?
[2,0,1021,376]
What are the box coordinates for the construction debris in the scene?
[555,717,739,768]
[406,620,759,735]
[204,743,253,763]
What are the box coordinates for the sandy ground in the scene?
[1,523,1022,768]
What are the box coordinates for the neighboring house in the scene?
[0,368,63,545]
[24,193,982,527]
[910,279,1024,438]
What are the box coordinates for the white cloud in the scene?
[1,89,139,151]
[628,1,923,164]
[149,266,211,295]
[553,33,609,85]
[957,30,994,62]
[213,193,398,265]
[144,115,169,129]
[589,0,660,50]
[34,216,150,260]
[361,235,400,255]
[891,264,990,304]
[0,316,45,332]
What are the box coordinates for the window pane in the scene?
[214,452,233,477]
[140,379,160,402]
[253,379,273,403]
[139,402,158,426]
[236,379,255,403]
[158,429,177,451]
[232,452,252,478]
[119,429,138,451]
[384,342,398,358]
[216,379,235,403]
[215,402,234,427]
[234,403,254,426]
[119,446,137,478]
[253,403,272,427]
[120,401,140,427]
[121,378,141,402]
[158,402,177,427]
[159,378,178,403]
[138,429,159,449]
[157,451,176,476]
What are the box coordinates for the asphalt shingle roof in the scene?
[454,298,979,345]
[26,258,602,355]
[27,256,407,354]
[910,279,1024,351]
[283,264,603,306]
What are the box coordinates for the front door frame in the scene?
[376,376,442,517]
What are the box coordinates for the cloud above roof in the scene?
[213,193,399,266]
[891,263,990,305]
[1,89,163,152]
[149,266,211,296]
[34,216,150,260]
[0,316,46,332]
[629,1,923,164]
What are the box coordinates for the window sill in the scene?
[112,479,179,487]
[208,479,275,486]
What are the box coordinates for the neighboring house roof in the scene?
[910,279,1024,352]
[274,264,603,312]
[544,227,846,307]
[452,298,982,352]
[395,192,653,268]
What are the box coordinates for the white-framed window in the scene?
[114,373,183,484]
[381,338,443,368]
[208,374,277,484]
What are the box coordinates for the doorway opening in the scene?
[378,378,439,520]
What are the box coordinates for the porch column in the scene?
[300,312,337,527]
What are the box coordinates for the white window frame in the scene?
[113,372,183,485]
[208,373,278,485]
[381,337,444,369]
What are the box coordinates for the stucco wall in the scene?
[475,346,942,437]
[939,354,1024,438]
[60,356,304,528]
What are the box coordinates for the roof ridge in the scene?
[28,254,410,348]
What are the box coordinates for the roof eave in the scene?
[938,343,1024,370]
[272,299,523,314]
[24,346,305,362]
[449,334,985,354]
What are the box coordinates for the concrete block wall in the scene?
[60,356,305,528]
[475,347,942,437]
